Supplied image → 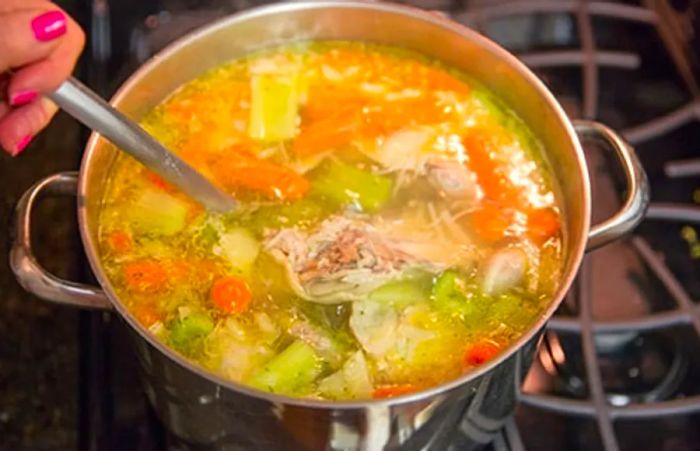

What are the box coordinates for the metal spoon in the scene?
[50,77,237,213]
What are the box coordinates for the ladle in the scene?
[50,77,237,212]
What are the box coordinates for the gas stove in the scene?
[66,1,700,450]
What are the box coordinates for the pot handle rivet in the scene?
[9,172,112,310]
[574,120,650,251]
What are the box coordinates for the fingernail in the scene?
[10,90,38,107]
[12,135,32,156]
[31,10,67,42]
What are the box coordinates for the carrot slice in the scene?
[463,340,500,367]
[211,276,252,314]
[106,231,132,254]
[133,304,162,327]
[462,132,519,205]
[372,384,419,399]
[469,204,514,243]
[293,105,362,156]
[527,207,561,243]
[212,147,309,201]
[424,67,471,94]
[123,260,169,293]
[146,172,174,192]
[363,96,446,136]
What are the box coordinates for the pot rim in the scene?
[78,0,590,409]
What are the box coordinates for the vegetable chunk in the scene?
[318,351,373,400]
[211,276,252,314]
[127,188,188,236]
[310,159,393,212]
[247,340,324,395]
[248,69,300,142]
[218,228,260,271]
[170,313,215,353]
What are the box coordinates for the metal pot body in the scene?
[131,324,539,450]
[10,2,649,450]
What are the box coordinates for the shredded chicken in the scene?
[372,205,478,268]
[265,216,437,303]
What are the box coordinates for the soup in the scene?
[98,42,563,400]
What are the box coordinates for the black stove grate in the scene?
[448,2,700,450]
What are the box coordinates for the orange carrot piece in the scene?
[372,384,419,399]
[211,276,252,314]
[363,96,446,135]
[527,207,561,243]
[293,106,362,156]
[107,231,132,254]
[462,132,519,205]
[123,260,169,293]
[146,172,174,192]
[463,340,500,367]
[133,304,162,327]
[469,204,514,243]
[212,147,309,201]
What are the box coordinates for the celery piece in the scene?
[248,71,300,142]
[288,318,352,368]
[247,198,325,233]
[432,270,466,311]
[219,227,260,271]
[431,270,488,321]
[247,340,323,395]
[169,313,215,353]
[127,189,188,236]
[369,276,432,308]
[310,159,394,213]
[489,292,539,328]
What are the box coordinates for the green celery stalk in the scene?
[246,340,323,395]
[127,188,188,236]
[310,159,393,213]
[248,71,300,142]
[369,276,432,308]
[431,270,488,323]
[169,313,215,354]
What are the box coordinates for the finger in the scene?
[7,12,84,98]
[0,97,58,156]
[0,0,54,13]
[0,7,68,72]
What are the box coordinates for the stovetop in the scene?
[6,1,700,450]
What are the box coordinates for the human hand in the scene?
[1,0,85,156]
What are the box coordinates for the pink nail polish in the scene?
[10,91,38,107]
[31,11,67,42]
[13,135,33,156]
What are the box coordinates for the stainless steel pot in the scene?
[10,2,649,450]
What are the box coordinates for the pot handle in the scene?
[573,120,650,251]
[9,172,112,310]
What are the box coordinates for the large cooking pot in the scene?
[10,2,649,449]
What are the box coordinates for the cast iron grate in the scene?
[429,1,700,450]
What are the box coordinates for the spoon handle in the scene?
[50,77,237,213]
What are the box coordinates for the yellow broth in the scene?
[98,42,563,400]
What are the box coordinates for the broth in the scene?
[98,42,563,400]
